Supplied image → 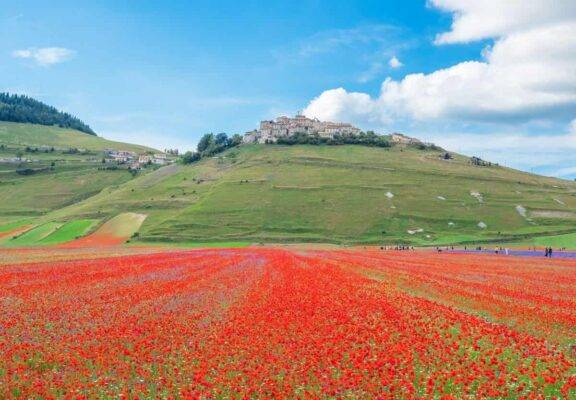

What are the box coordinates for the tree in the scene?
[197,133,215,154]
[214,133,229,146]
[0,92,95,135]
[181,151,201,164]
[183,132,242,164]
[276,131,391,148]
[230,134,243,147]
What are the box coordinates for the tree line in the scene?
[181,133,243,164]
[0,93,95,135]
[180,130,440,165]
[276,131,391,148]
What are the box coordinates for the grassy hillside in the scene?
[0,122,160,227]
[0,122,153,152]
[40,144,576,245]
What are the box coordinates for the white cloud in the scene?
[303,88,385,126]
[12,47,75,66]
[388,56,402,69]
[305,1,576,128]
[430,0,576,44]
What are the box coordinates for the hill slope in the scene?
[0,121,152,153]
[0,123,159,227]
[40,144,576,245]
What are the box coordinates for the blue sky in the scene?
[2,1,576,178]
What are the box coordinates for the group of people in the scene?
[376,245,562,258]
[380,245,415,251]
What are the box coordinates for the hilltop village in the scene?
[179,114,434,165]
[243,115,362,144]
[242,114,423,146]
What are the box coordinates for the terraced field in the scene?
[38,219,97,245]
[61,213,146,247]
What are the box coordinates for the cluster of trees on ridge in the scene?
[180,131,441,165]
[181,133,242,164]
[275,131,391,147]
[0,93,95,135]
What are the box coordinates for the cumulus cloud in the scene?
[430,0,576,44]
[12,47,75,66]
[304,88,385,126]
[304,1,576,126]
[388,56,402,69]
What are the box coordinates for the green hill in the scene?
[0,122,159,227]
[0,92,95,134]
[0,121,152,153]
[37,144,576,246]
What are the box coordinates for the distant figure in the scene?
[549,247,553,258]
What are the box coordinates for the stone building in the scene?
[390,133,422,145]
[243,114,361,144]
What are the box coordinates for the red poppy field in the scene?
[1,247,575,399]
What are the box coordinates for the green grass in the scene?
[0,165,138,219]
[0,121,154,152]
[7,222,62,246]
[40,144,576,245]
[0,219,31,233]
[38,219,98,245]
[505,232,576,249]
